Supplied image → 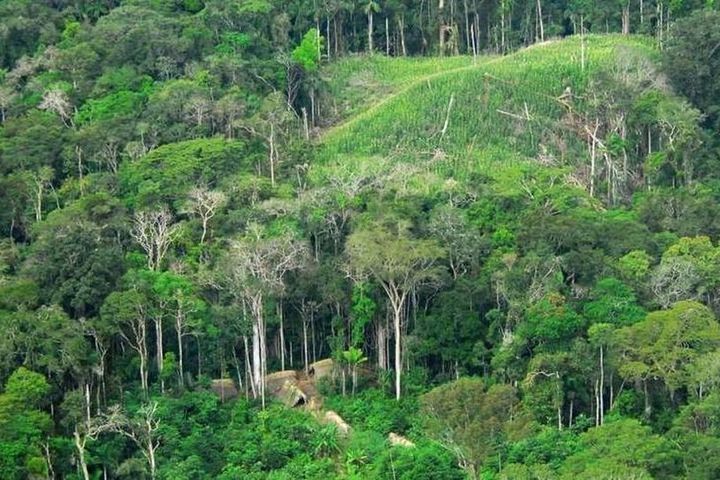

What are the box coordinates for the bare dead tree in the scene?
[28,167,54,222]
[117,297,151,397]
[131,209,180,271]
[187,187,227,244]
[226,228,308,407]
[0,86,16,123]
[38,89,73,127]
[184,94,212,128]
[81,403,161,480]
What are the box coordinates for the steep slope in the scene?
[317,36,658,189]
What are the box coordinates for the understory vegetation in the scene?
[2,1,720,479]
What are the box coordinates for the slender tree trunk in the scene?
[399,16,407,56]
[640,0,644,26]
[74,430,90,480]
[463,0,471,53]
[260,312,267,408]
[391,292,407,401]
[595,379,600,426]
[326,15,331,59]
[352,365,358,395]
[147,441,157,480]
[154,318,163,391]
[200,217,209,244]
[311,309,317,364]
[386,17,390,55]
[377,321,387,370]
[368,11,374,53]
[622,2,630,35]
[243,335,255,399]
[599,345,605,425]
[248,294,267,408]
[536,0,544,42]
[303,318,309,375]
[252,316,262,400]
[341,367,347,396]
[334,16,339,56]
[268,124,276,188]
[232,346,243,393]
[176,312,184,387]
[501,8,506,53]
[34,182,44,222]
[278,302,285,371]
[140,351,148,397]
[310,89,316,126]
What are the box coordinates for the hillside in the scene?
[319,36,657,179]
[2,2,720,479]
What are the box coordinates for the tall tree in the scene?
[347,224,444,399]
[225,227,308,406]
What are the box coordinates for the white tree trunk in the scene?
[155,318,164,392]
[278,302,285,371]
[176,312,184,386]
[536,0,544,42]
[390,293,406,401]
[73,430,90,480]
[368,12,374,53]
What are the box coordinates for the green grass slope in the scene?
[320,54,477,125]
[317,35,656,182]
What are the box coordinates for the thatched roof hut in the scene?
[309,359,335,380]
[324,410,351,436]
[277,380,308,407]
[388,432,415,447]
[265,370,311,407]
[211,378,238,402]
[265,370,298,394]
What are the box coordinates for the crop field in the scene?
[317,35,657,182]
[319,54,477,124]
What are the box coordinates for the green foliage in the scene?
[520,295,585,347]
[618,301,720,396]
[664,9,720,127]
[292,29,323,72]
[219,402,333,477]
[0,368,52,480]
[558,418,681,479]
[350,282,376,347]
[421,378,531,473]
[583,277,645,326]
[0,1,719,477]
[324,389,418,435]
[375,443,465,480]
[120,137,247,209]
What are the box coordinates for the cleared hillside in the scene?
[319,54,477,125]
[317,36,659,186]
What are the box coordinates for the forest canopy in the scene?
[1,1,720,479]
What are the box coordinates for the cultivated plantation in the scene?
[1,2,720,479]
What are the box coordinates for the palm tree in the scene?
[364,0,381,53]
[342,346,368,395]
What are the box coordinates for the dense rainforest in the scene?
[2,1,720,479]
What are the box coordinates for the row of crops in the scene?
[317,35,656,185]
[319,54,476,126]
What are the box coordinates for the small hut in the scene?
[265,370,310,407]
[265,370,298,394]
[388,432,415,447]
[277,380,308,407]
[309,359,335,380]
[211,378,238,402]
[324,410,351,436]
